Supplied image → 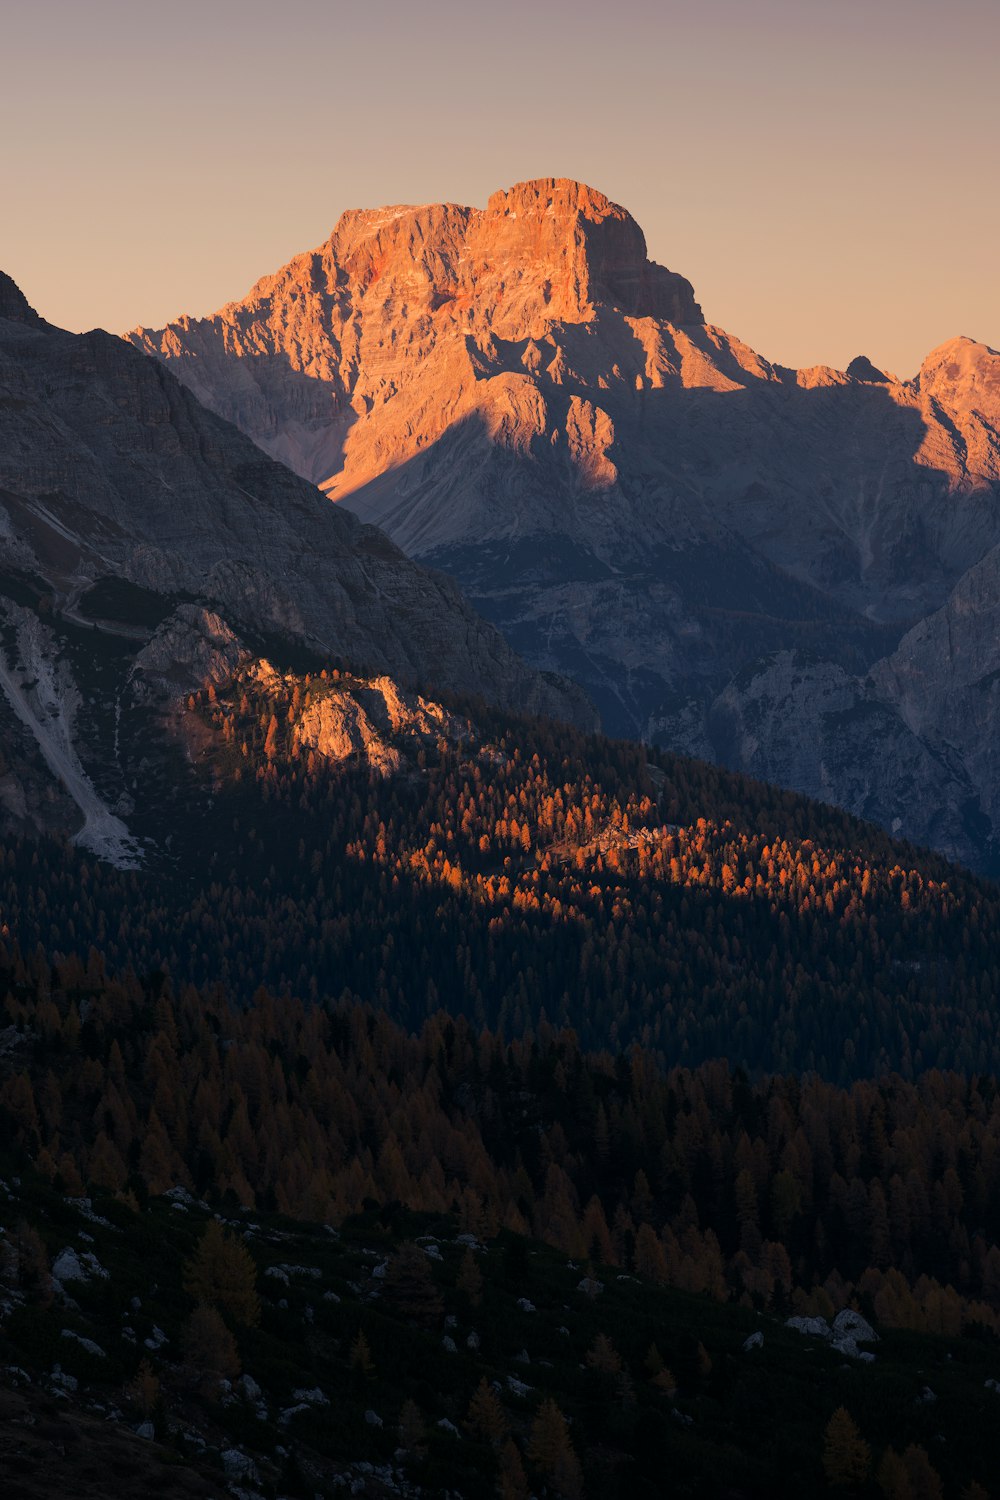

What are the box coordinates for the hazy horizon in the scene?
[4,0,998,376]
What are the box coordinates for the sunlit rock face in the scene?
[127,179,702,521]
[253,662,469,777]
[128,183,1000,870]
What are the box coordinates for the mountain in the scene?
[3,676,1000,1497]
[0,271,590,862]
[5,658,1000,1080]
[127,179,1000,870]
[1,449,999,1494]
[10,200,1000,1500]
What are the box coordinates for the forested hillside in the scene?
[2,665,999,1080]
[2,662,1000,1318]
[3,659,1000,1495]
[3,961,1000,1498]
[4,962,1000,1334]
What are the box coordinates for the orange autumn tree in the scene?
[529,1398,583,1500]
[183,1220,260,1327]
[822,1408,871,1488]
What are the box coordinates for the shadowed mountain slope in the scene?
[128,180,1000,869]
[0,270,591,860]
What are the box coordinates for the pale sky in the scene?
[3,0,997,376]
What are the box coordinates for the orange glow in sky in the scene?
[3,0,997,375]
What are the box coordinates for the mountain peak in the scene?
[918,335,1000,418]
[923,333,988,358]
[128,178,704,488]
[0,272,42,327]
[846,354,889,384]
[477,177,702,325]
[309,179,702,329]
[485,176,622,221]
[918,334,1000,373]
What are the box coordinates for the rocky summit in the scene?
[127,178,702,506]
[128,180,1000,871]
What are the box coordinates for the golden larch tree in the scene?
[465,1377,509,1447]
[822,1408,871,1488]
[529,1398,583,1500]
[183,1219,260,1326]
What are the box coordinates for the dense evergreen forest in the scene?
[2,666,999,1078]
[2,660,1000,1496]
[4,964,1000,1335]
[3,962,1000,1497]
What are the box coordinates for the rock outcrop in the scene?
[252,663,469,777]
[785,1309,879,1360]
[126,182,1000,869]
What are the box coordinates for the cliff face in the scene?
[0,271,592,860]
[127,178,702,503]
[126,183,1000,870]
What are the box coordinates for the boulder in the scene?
[221,1448,259,1482]
[832,1309,878,1344]
[785,1316,831,1338]
[291,1386,328,1406]
[51,1249,87,1284]
[60,1330,106,1358]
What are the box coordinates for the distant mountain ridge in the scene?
[127,179,1000,870]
